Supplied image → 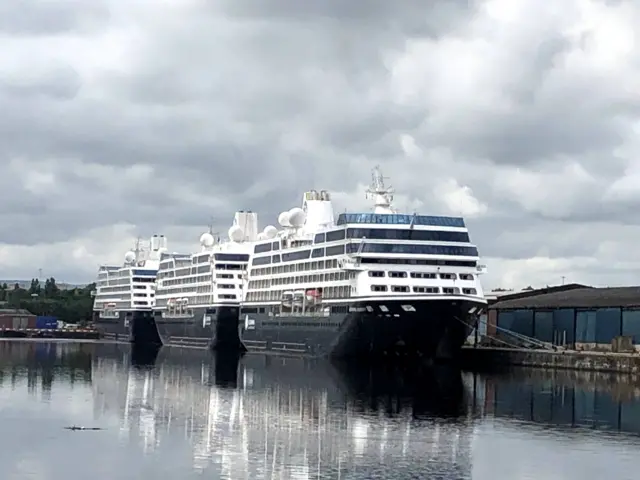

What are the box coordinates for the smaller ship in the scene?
[92,235,168,343]
[152,211,263,349]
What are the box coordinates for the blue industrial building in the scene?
[489,286,640,349]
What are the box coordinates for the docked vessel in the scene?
[152,212,264,350]
[91,235,167,343]
[240,168,488,360]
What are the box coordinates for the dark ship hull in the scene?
[240,297,484,361]
[152,305,243,351]
[93,310,162,346]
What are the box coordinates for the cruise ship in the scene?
[92,235,167,342]
[151,211,265,349]
[239,168,488,360]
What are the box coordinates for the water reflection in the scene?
[92,344,473,479]
[1,341,640,479]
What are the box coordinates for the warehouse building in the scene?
[488,285,640,351]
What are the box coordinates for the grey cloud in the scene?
[0,0,639,288]
[0,1,109,36]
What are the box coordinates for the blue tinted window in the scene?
[622,309,640,343]
[252,256,270,266]
[337,213,465,227]
[326,229,346,242]
[282,250,311,262]
[272,241,280,250]
[576,311,596,342]
[215,254,249,262]
[346,228,470,242]
[272,255,280,263]
[254,243,271,253]
[326,245,345,256]
[345,243,477,257]
[132,269,157,276]
[311,248,324,258]
[314,233,325,244]
[595,308,621,344]
[534,311,553,343]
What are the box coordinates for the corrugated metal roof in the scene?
[490,286,640,310]
[0,308,34,315]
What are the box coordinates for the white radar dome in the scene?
[263,225,278,239]
[199,232,214,247]
[124,251,136,263]
[288,207,305,227]
[278,211,291,227]
[228,225,244,242]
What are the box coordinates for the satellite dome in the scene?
[228,225,244,242]
[278,211,291,227]
[124,251,136,263]
[263,225,278,239]
[199,232,214,247]
[288,207,305,227]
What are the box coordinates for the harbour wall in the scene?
[460,346,640,374]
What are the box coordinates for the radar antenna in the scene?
[365,165,395,214]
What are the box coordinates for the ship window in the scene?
[443,287,458,294]
[215,253,250,262]
[459,273,474,280]
[463,288,477,295]
[371,285,387,292]
[439,273,456,279]
[252,256,271,266]
[388,271,407,278]
[272,241,280,250]
[346,228,470,242]
[391,286,409,292]
[410,272,436,279]
[361,258,476,267]
[272,255,281,263]
[282,250,311,262]
[254,243,271,254]
[368,271,385,277]
[346,243,478,257]
[326,229,346,242]
[314,233,326,244]
[325,245,345,256]
[337,213,465,227]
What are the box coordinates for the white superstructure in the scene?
[92,235,168,316]
[154,211,265,318]
[244,167,487,311]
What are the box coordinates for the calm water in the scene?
[0,341,639,479]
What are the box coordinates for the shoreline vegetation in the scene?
[0,278,95,325]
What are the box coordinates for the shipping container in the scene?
[36,316,58,330]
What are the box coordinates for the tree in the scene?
[29,278,41,295]
[44,277,59,297]
[3,278,96,323]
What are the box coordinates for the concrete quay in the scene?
[460,345,640,374]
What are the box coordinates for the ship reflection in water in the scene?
[0,342,640,479]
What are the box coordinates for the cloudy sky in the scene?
[1,0,639,290]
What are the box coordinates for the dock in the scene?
[0,328,100,340]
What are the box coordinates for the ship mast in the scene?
[365,166,396,214]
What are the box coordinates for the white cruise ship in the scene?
[150,211,267,349]
[92,235,168,342]
[238,167,488,360]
